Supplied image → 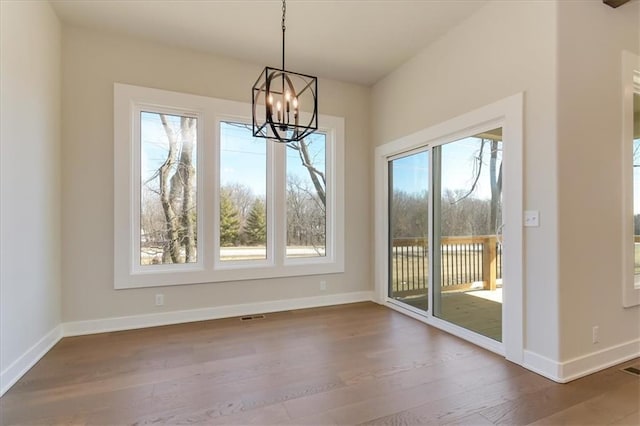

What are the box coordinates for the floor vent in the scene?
[240,314,265,321]
[621,365,640,376]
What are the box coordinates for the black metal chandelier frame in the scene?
[252,0,318,143]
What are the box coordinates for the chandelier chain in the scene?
[282,0,286,32]
[281,0,286,70]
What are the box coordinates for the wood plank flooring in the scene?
[0,302,638,425]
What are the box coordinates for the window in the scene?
[114,84,344,289]
[286,133,327,259]
[633,114,640,274]
[219,121,268,262]
[140,111,199,266]
[623,50,640,307]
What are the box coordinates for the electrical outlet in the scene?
[155,294,164,306]
[320,280,327,291]
[524,210,540,227]
[592,325,599,344]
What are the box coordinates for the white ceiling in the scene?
[50,0,488,86]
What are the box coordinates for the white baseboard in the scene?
[523,350,563,382]
[63,291,374,337]
[524,338,640,383]
[559,339,640,382]
[1,325,63,397]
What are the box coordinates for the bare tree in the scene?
[489,140,502,234]
[143,114,197,264]
[450,138,502,235]
[287,174,325,250]
[390,189,429,239]
[286,139,326,207]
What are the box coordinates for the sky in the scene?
[220,122,267,196]
[391,135,502,201]
[220,121,325,197]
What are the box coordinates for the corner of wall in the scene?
[0,326,63,397]
[0,0,63,396]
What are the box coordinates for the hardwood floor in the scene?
[0,302,637,425]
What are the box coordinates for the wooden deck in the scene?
[1,302,637,425]
[397,289,503,341]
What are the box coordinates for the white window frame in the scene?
[374,93,523,363]
[621,50,640,308]
[132,105,205,275]
[114,83,344,289]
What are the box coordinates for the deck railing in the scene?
[391,235,502,294]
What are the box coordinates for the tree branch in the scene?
[453,140,486,204]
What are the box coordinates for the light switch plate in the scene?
[524,210,539,227]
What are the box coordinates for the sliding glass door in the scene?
[433,129,503,341]
[387,129,504,342]
[388,150,429,312]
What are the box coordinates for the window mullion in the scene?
[271,142,286,267]
[131,105,143,273]
[205,114,217,271]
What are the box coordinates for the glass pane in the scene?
[388,151,429,311]
[219,122,267,261]
[286,133,326,258]
[434,128,503,341]
[140,111,198,265]
[633,94,640,276]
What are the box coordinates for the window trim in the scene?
[114,83,345,289]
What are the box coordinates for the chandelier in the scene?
[252,0,318,143]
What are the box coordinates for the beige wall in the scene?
[557,0,640,361]
[0,0,61,379]
[372,1,560,360]
[61,27,371,322]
